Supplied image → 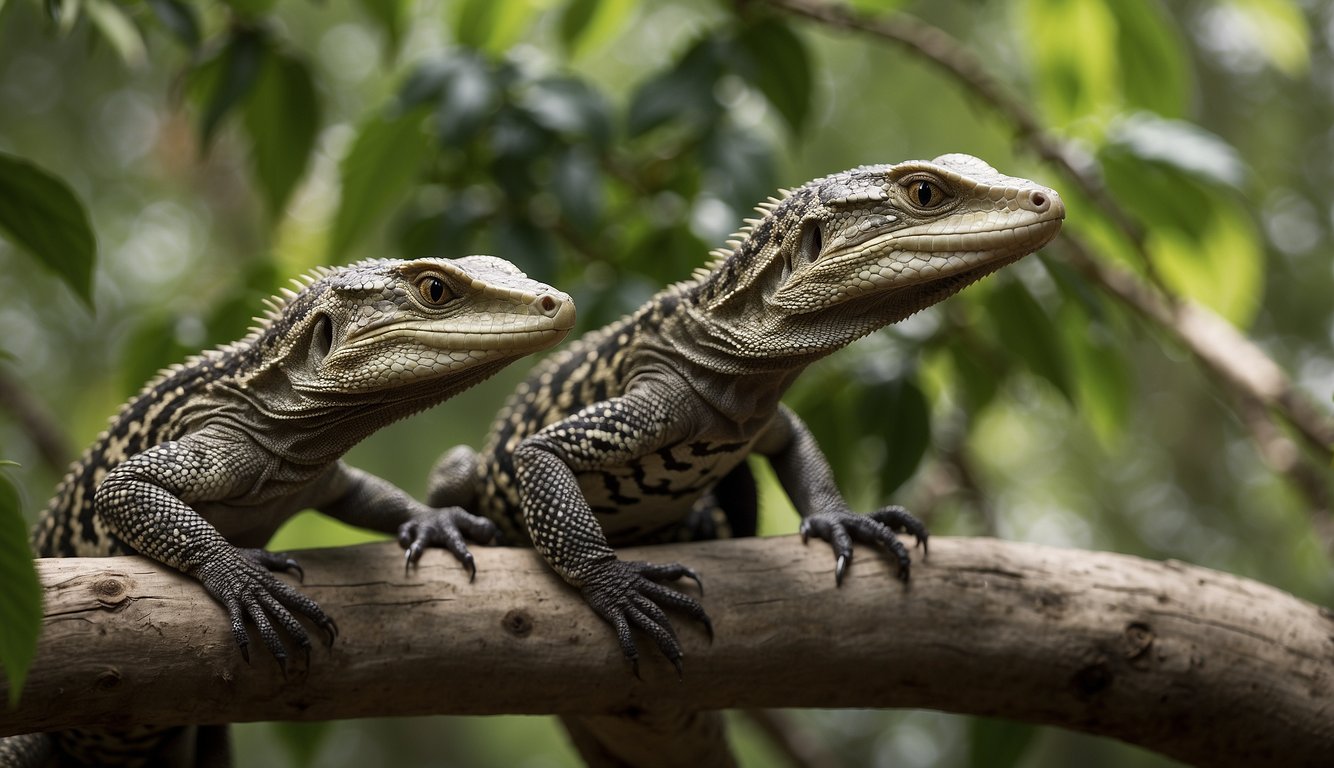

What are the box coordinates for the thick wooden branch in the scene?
[3,537,1330,767]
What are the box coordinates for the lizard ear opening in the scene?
[310,313,333,366]
[799,221,824,263]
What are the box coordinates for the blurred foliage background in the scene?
[1,0,1332,765]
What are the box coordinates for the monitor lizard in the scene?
[425,154,1065,674]
[5,255,574,766]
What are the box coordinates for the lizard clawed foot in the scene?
[800,506,928,585]
[869,505,929,557]
[195,546,338,673]
[397,507,499,581]
[238,547,306,582]
[580,559,712,679]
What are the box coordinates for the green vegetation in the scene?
[1,0,1330,765]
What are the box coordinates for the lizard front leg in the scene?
[755,404,928,583]
[513,391,712,676]
[95,429,336,669]
[315,461,497,579]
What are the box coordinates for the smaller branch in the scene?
[0,366,72,476]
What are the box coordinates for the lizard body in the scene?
[428,155,1064,671]
[10,255,574,766]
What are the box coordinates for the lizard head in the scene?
[259,256,575,399]
[693,154,1064,361]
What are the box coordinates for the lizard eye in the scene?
[417,275,452,306]
[906,178,948,210]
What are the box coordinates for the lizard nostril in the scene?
[538,295,560,316]
[1031,192,1047,210]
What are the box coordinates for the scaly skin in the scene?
[428,155,1065,675]
[16,255,574,766]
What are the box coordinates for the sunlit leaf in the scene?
[85,0,147,68]
[1227,0,1309,76]
[1151,205,1262,328]
[244,50,320,218]
[1058,302,1132,449]
[146,0,201,50]
[0,152,96,307]
[558,0,636,60]
[1106,0,1189,118]
[330,108,432,261]
[0,465,42,708]
[454,0,537,55]
[1020,0,1118,128]
[734,19,812,136]
[1100,145,1263,327]
[1108,113,1246,189]
[193,27,268,149]
[968,718,1038,768]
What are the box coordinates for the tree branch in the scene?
[3,537,1330,768]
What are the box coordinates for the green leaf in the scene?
[1106,0,1189,118]
[1108,113,1246,189]
[146,0,202,50]
[243,51,320,218]
[454,0,537,54]
[85,0,147,68]
[558,0,636,60]
[1020,0,1119,128]
[329,108,432,261]
[434,53,501,145]
[355,0,406,54]
[968,718,1038,768]
[1100,142,1262,326]
[864,375,932,496]
[627,36,726,137]
[0,152,96,307]
[982,277,1073,402]
[1059,302,1132,449]
[521,76,613,146]
[734,19,813,136]
[272,721,330,768]
[193,27,268,149]
[0,466,42,709]
[551,144,603,234]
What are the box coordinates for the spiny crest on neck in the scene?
[686,184,815,305]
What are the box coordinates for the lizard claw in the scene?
[197,546,335,668]
[238,547,305,582]
[801,507,928,583]
[580,559,711,676]
[397,507,498,580]
[869,505,929,557]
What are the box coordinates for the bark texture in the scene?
[2,536,1330,767]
